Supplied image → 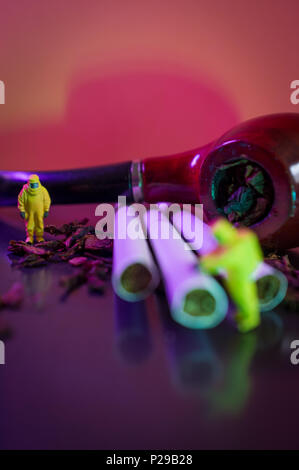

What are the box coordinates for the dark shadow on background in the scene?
[0,63,240,172]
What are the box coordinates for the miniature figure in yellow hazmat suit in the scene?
[18,174,51,244]
[200,219,263,333]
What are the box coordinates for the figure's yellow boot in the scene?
[25,236,33,244]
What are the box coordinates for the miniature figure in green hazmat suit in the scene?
[200,218,263,333]
[18,174,51,244]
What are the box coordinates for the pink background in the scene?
[0,0,298,172]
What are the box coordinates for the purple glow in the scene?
[190,153,201,168]
[3,171,29,181]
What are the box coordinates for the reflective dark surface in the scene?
[0,207,299,450]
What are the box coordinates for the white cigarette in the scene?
[172,210,288,311]
[143,209,228,329]
[252,262,288,312]
[112,206,160,301]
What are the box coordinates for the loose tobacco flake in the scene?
[69,257,88,267]
[15,253,48,268]
[65,226,95,249]
[8,218,113,299]
[35,240,65,251]
[84,234,113,252]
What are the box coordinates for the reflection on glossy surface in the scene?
[206,332,258,416]
[0,317,12,341]
[0,214,298,449]
[21,268,53,310]
[154,292,222,393]
[204,312,283,417]
[112,281,284,418]
[153,290,284,416]
[113,294,152,364]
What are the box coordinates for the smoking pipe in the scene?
[1,113,299,249]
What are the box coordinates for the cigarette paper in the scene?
[112,206,160,301]
[143,210,228,329]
